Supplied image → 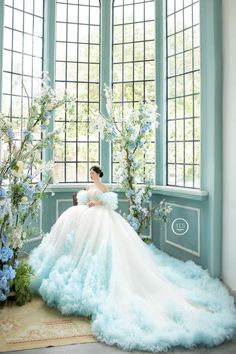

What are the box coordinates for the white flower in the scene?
[9,226,23,249]
[21,196,28,203]
[46,102,54,111]
[12,161,24,177]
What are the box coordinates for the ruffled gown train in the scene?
[29,189,236,352]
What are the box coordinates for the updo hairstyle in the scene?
[90,165,104,178]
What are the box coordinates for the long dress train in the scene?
[29,188,236,352]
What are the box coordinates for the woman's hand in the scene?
[87,201,96,208]
[87,200,102,208]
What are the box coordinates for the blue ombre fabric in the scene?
[29,189,236,352]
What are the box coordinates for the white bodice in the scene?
[87,188,103,201]
[76,188,118,210]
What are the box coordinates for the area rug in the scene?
[0,295,97,352]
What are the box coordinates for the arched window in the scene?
[166,0,200,188]
[112,0,156,183]
[54,0,100,183]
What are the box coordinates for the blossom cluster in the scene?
[0,75,74,302]
[0,233,15,301]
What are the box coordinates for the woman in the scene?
[29,166,236,352]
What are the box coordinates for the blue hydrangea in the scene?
[127,215,139,231]
[0,246,13,262]
[0,276,8,290]
[2,264,16,280]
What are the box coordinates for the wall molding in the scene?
[164,202,200,257]
[56,199,72,219]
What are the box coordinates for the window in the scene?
[54,0,100,183]
[112,0,156,183]
[2,0,44,141]
[166,0,200,188]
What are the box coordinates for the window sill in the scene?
[151,185,208,201]
[47,183,208,201]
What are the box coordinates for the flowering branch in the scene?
[0,75,74,303]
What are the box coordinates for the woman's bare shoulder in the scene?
[100,183,109,193]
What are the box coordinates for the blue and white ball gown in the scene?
[29,188,236,352]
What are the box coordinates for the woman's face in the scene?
[90,169,99,181]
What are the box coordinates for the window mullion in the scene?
[0,1,4,114]
[155,0,166,186]
[100,0,112,183]
[43,0,56,165]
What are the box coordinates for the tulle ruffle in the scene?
[28,203,236,352]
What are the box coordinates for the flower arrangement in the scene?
[0,76,73,304]
[92,86,172,236]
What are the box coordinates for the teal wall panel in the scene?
[164,203,200,257]
[57,199,73,217]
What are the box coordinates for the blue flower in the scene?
[7,127,15,139]
[127,190,133,197]
[0,290,7,302]
[2,264,16,280]
[0,246,13,262]
[0,187,6,199]
[0,276,7,290]
[22,183,34,198]
[23,129,34,142]
[128,154,133,161]
[129,143,136,150]
[140,121,152,134]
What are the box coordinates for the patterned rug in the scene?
[0,295,96,352]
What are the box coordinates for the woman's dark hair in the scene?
[90,165,104,178]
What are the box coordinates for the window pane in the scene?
[55,0,100,183]
[2,0,44,155]
[112,0,155,184]
[166,0,200,189]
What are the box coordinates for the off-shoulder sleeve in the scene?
[99,192,118,210]
[76,190,89,205]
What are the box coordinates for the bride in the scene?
[29,165,236,352]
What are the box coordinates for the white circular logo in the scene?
[171,218,189,236]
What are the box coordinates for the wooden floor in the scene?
[6,335,236,354]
